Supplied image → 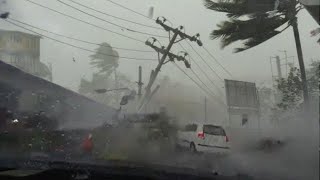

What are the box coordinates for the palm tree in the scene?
[90,42,119,77]
[204,0,309,104]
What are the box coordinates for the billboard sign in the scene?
[225,80,259,110]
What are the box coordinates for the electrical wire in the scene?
[9,18,154,53]
[203,46,233,78]
[190,68,217,97]
[186,41,223,81]
[56,0,166,38]
[105,0,153,21]
[173,63,226,106]
[102,0,233,79]
[66,0,161,30]
[172,63,211,97]
[24,0,145,43]
[5,19,158,61]
[178,43,224,96]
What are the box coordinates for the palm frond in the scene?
[204,0,278,18]
[212,15,288,49]
[234,30,281,52]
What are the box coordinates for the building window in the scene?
[242,114,248,126]
[11,34,22,44]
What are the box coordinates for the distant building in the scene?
[0,29,52,81]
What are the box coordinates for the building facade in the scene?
[0,30,52,80]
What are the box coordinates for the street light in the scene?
[0,12,9,19]
[94,88,136,106]
[95,88,130,94]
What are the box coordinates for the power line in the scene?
[202,46,233,78]
[9,18,154,53]
[102,0,233,79]
[186,41,223,81]
[173,63,226,106]
[102,0,233,80]
[5,19,158,61]
[56,0,166,38]
[190,68,217,97]
[24,0,145,43]
[102,0,232,79]
[66,0,161,30]
[105,0,152,21]
[172,63,211,97]
[178,43,223,95]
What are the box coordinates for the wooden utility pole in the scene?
[114,67,120,103]
[139,17,202,111]
[137,66,143,97]
[276,56,282,79]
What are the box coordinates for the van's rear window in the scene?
[203,125,226,136]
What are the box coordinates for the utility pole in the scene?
[204,97,207,123]
[276,56,282,79]
[279,50,288,77]
[114,67,120,103]
[139,17,202,111]
[139,85,161,113]
[137,66,143,98]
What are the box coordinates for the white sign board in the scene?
[225,80,259,110]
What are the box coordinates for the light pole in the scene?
[95,88,136,106]
[278,50,288,77]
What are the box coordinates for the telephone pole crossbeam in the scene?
[138,17,202,112]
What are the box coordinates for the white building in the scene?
[0,30,52,80]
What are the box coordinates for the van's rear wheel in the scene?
[190,143,197,153]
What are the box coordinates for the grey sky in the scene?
[1,0,319,94]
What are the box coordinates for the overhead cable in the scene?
[9,18,154,53]
[105,0,152,20]
[186,41,223,81]
[24,0,145,43]
[202,46,233,78]
[178,43,224,96]
[103,0,233,79]
[66,0,161,30]
[56,0,166,38]
[5,19,157,61]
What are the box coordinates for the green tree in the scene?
[276,60,319,110]
[306,60,320,96]
[276,67,302,110]
[90,43,119,76]
[204,0,309,103]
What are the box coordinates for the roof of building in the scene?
[0,60,116,129]
[0,29,42,39]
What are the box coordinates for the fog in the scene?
[89,79,319,180]
[0,0,319,179]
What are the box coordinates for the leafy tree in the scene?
[204,0,309,103]
[90,43,119,76]
[276,67,302,110]
[276,61,319,110]
[306,60,320,96]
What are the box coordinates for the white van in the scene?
[176,123,230,154]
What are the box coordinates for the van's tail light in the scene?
[225,135,229,142]
[197,131,205,139]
